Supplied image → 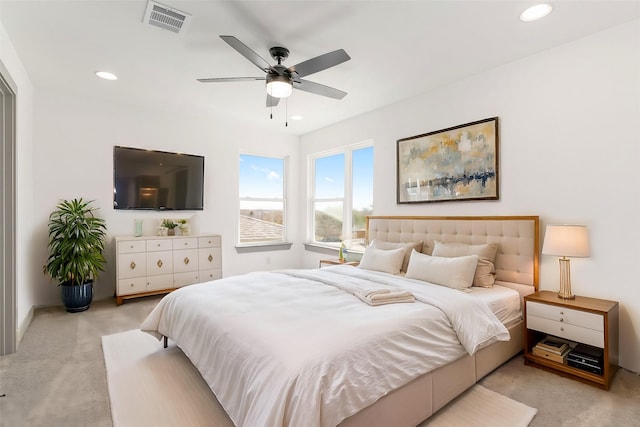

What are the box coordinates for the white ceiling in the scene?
[1,1,638,135]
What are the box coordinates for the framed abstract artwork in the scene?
[396,117,499,204]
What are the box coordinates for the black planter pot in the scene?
[60,280,93,313]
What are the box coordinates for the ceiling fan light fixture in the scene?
[266,75,293,98]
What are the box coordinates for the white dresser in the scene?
[115,234,222,305]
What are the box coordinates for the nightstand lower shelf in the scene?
[524,353,612,389]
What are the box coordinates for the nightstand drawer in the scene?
[526,314,604,348]
[526,301,603,331]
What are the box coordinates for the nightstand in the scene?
[319,259,359,268]
[523,290,619,389]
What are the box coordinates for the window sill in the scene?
[304,243,363,257]
[235,242,293,253]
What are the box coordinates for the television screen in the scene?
[113,146,204,210]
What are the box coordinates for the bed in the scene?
[142,215,539,427]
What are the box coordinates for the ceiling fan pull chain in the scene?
[285,98,288,127]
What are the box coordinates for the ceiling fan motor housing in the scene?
[269,46,290,63]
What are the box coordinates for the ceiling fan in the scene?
[198,35,351,108]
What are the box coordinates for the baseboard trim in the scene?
[16,305,34,348]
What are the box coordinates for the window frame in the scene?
[308,140,373,249]
[238,153,288,248]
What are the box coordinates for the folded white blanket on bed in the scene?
[279,268,416,306]
[356,288,415,305]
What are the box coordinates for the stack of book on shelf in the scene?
[533,338,570,363]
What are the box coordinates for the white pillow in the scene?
[432,241,499,287]
[371,239,423,272]
[405,250,479,290]
[358,246,405,275]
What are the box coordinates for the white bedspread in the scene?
[141,265,509,427]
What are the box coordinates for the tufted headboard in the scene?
[366,216,539,292]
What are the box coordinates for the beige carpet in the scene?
[102,329,537,427]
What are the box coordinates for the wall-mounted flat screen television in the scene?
[113,146,204,210]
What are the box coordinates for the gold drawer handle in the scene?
[130,283,134,287]
[208,254,213,262]
[130,261,136,269]
[184,242,188,246]
[560,327,564,332]
[157,259,163,268]
[184,257,190,265]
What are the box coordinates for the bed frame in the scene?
[339,215,539,427]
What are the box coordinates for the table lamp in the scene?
[542,225,590,299]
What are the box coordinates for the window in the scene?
[311,143,373,250]
[239,154,286,245]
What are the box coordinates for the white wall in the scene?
[31,88,301,305]
[0,21,37,343]
[300,20,640,373]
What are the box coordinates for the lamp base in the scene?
[557,292,575,300]
[557,257,575,299]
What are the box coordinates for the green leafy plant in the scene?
[43,198,107,286]
[161,219,178,229]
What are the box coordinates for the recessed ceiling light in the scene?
[291,115,303,121]
[520,4,553,22]
[95,71,118,81]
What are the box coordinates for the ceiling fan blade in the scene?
[197,77,265,83]
[288,49,350,78]
[266,95,280,108]
[294,79,347,100]
[220,35,272,72]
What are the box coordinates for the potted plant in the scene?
[43,198,107,312]
[161,219,178,236]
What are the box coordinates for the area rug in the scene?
[102,329,537,427]
[421,383,537,427]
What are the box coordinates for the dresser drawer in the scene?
[118,277,147,296]
[199,268,222,282]
[173,237,198,250]
[146,239,173,252]
[198,247,222,269]
[147,274,174,292]
[173,249,198,273]
[526,314,604,348]
[118,252,147,279]
[526,301,603,331]
[174,271,200,287]
[146,251,174,276]
[118,240,146,254]
[199,236,221,248]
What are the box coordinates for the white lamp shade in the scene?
[542,225,590,258]
[266,77,292,98]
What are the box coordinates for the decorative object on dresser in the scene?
[396,117,499,204]
[523,290,618,389]
[541,224,590,299]
[115,234,222,305]
[43,198,107,313]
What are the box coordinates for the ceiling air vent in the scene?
[143,0,191,35]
